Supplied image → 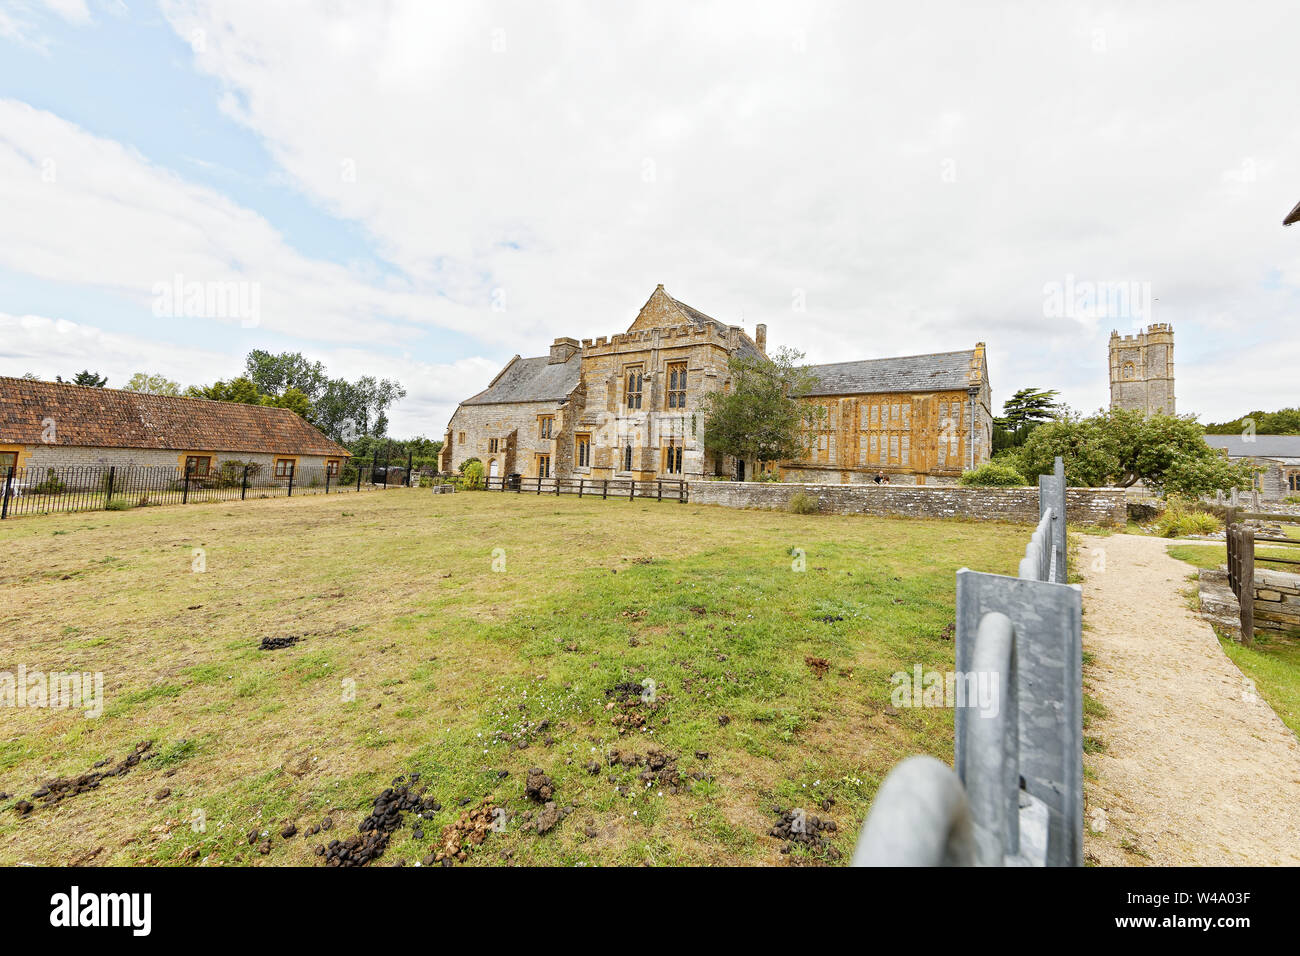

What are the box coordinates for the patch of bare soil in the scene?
[1080,533,1300,865]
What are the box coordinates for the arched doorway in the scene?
[489,459,499,480]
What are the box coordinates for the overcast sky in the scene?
[1,0,1296,435]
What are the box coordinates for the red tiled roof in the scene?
[0,377,350,457]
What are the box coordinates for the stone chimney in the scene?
[755,323,767,355]
[549,336,580,364]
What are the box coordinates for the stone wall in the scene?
[685,480,1126,526]
[1253,568,1300,635]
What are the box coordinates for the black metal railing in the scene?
[0,461,395,520]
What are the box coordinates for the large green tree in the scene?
[244,350,329,405]
[993,387,1060,452]
[1014,408,1255,495]
[58,370,107,387]
[1202,407,1300,435]
[124,372,182,396]
[700,346,825,469]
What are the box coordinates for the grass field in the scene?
[1166,543,1300,737]
[0,489,1031,866]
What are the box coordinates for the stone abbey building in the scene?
[441,285,992,484]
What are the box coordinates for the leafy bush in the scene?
[754,468,782,482]
[31,469,67,495]
[959,462,1027,486]
[1153,497,1221,538]
[458,457,481,474]
[460,460,486,490]
[104,496,134,511]
[787,491,819,514]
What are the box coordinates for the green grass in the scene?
[1165,543,1299,573]
[1165,544,1300,738]
[0,488,1031,866]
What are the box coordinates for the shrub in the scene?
[32,469,67,495]
[787,491,819,514]
[959,462,1027,486]
[754,467,782,483]
[460,460,486,490]
[1153,497,1222,538]
[104,496,134,511]
[458,457,481,475]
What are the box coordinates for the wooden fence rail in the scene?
[483,475,687,503]
[1224,507,1300,646]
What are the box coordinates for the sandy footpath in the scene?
[1078,533,1300,865]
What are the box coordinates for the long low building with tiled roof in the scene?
[0,376,350,483]
[440,285,992,485]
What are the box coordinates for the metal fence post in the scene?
[325,467,331,494]
[357,461,363,492]
[104,466,115,509]
[182,465,191,505]
[406,451,413,487]
[287,464,295,497]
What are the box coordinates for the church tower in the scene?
[1109,324,1175,415]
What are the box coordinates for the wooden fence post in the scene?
[1,465,15,520]
[1241,527,1255,646]
[578,478,584,498]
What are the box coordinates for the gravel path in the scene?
[1079,533,1300,866]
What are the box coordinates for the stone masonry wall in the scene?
[685,480,1126,526]
[1253,568,1300,635]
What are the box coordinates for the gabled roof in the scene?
[802,349,981,397]
[1204,433,1300,462]
[0,377,350,457]
[460,353,582,406]
[1284,199,1300,227]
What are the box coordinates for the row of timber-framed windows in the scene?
[625,365,644,410]
[536,454,551,478]
[538,416,554,439]
[274,458,296,478]
[184,455,212,477]
[666,361,687,409]
[326,458,341,476]
[575,433,591,468]
[663,439,684,475]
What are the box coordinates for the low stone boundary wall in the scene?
[684,481,1126,526]
[1254,568,1300,636]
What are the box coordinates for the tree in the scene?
[314,375,407,442]
[185,377,264,405]
[1014,408,1255,495]
[58,370,107,387]
[1202,407,1300,435]
[124,372,182,396]
[261,387,312,420]
[994,387,1060,452]
[700,346,825,469]
[244,351,329,405]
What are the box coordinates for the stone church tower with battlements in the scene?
[1109,324,1175,415]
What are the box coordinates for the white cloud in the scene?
[151,0,1300,422]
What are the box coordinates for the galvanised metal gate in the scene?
[853,457,1083,866]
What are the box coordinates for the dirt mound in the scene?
[768,807,842,861]
[15,741,153,816]
[318,773,440,867]
[429,798,498,865]
[605,746,686,794]
[259,635,300,651]
[524,768,554,802]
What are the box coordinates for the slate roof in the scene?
[0,377,350,456]
[1204,434,1300,463]
[802,349,978,397]
[667,295,764,363]
[460,354,583,406]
